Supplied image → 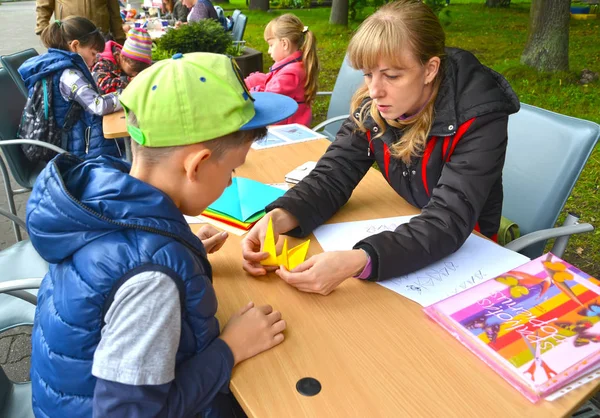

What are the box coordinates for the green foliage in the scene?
[349,0,387,20]
[270,0,311,9]
[151,43,176,62]
[155,20,233,57]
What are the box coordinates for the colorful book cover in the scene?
[424,253,600,403]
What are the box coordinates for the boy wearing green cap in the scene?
[26,52,298,418]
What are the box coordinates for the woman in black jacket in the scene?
[242,0,520,295]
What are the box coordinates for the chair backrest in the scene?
[322,55,364,140]
[0,68,42,189]
[0,48,38,98]
[231,13,247,42]
[231,9,241,24]
[502,103,600,257]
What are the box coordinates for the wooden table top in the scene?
[103,110,127,139]
[188,139,598,417]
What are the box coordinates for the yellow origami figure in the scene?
[260,218,310,270]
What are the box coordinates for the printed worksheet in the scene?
[314,216,530,306]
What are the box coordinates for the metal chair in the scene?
[503,103,600,258]
[312,55,364,140]
[0,69,66,242]
[0,48,39,98]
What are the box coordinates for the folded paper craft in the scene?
[260,218,310,270]
[208,177,286,222]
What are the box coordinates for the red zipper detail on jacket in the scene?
[366,130,375,155]
[445,117,476,162]
[421,136,438,197]
[383,143,391,180]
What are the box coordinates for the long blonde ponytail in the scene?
[265,14,320,105]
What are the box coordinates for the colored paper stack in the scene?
[201,177,286,234]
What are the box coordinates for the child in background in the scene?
[92,28,153,94]
[26,52,297,418]
[244,13,319,127]
[19,16,123,159]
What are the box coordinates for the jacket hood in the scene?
[99,41,122,65]
[430,48,520,136]
[26,154,204,263]
[18,49,89,90]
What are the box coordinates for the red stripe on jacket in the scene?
[445,118,476,162]
[383,143,391,180]
[421,136,438,197]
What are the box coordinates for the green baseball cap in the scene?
[119,52,298,147]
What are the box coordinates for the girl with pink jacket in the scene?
[245,14,319,127]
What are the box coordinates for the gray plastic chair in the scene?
[0,208,46,418]
[231,9,241,26]
[312,55,364,140]
[0,69,66,242]
[231,13,247,43]
[503,103,600,258]
[0,48,39,98]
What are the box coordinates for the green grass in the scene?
[226,1,600,276]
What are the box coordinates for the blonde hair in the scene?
[348,0,445,163]
[265,14,320,105]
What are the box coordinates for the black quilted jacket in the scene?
[267,48,520,281]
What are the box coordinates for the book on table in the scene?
[424,253,600,403]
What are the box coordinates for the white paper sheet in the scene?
[313,216,530,306]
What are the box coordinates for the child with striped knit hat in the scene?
[92,28,153,94]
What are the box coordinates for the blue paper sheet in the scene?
[208,177,286,222]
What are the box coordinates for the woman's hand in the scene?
[276,250,369,295]
[197,225,228,254]
[242,208,299,276]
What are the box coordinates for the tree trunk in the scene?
[521,0,570,72]
[329,0,348,26]
[248,0,268,11]
[485,0,511,7]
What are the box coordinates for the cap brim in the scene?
[240,92,298,130]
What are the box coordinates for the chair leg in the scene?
[0,156,22,242]
[550,213,580,258]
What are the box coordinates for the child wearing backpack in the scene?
[244,13,319,127]
[18,16,124,160]
[26,52,298,417]
[92,28,153,94]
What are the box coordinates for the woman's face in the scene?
[362,50,439,120]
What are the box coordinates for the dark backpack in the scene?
[17,76,82,163]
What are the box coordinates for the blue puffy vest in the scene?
[27,155,222,417]
[18,49,122,159]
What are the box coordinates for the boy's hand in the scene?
[241,209,299,276]
[219,302,286,366]
[197,225,228,254]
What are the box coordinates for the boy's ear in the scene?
[184,147,212,182]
